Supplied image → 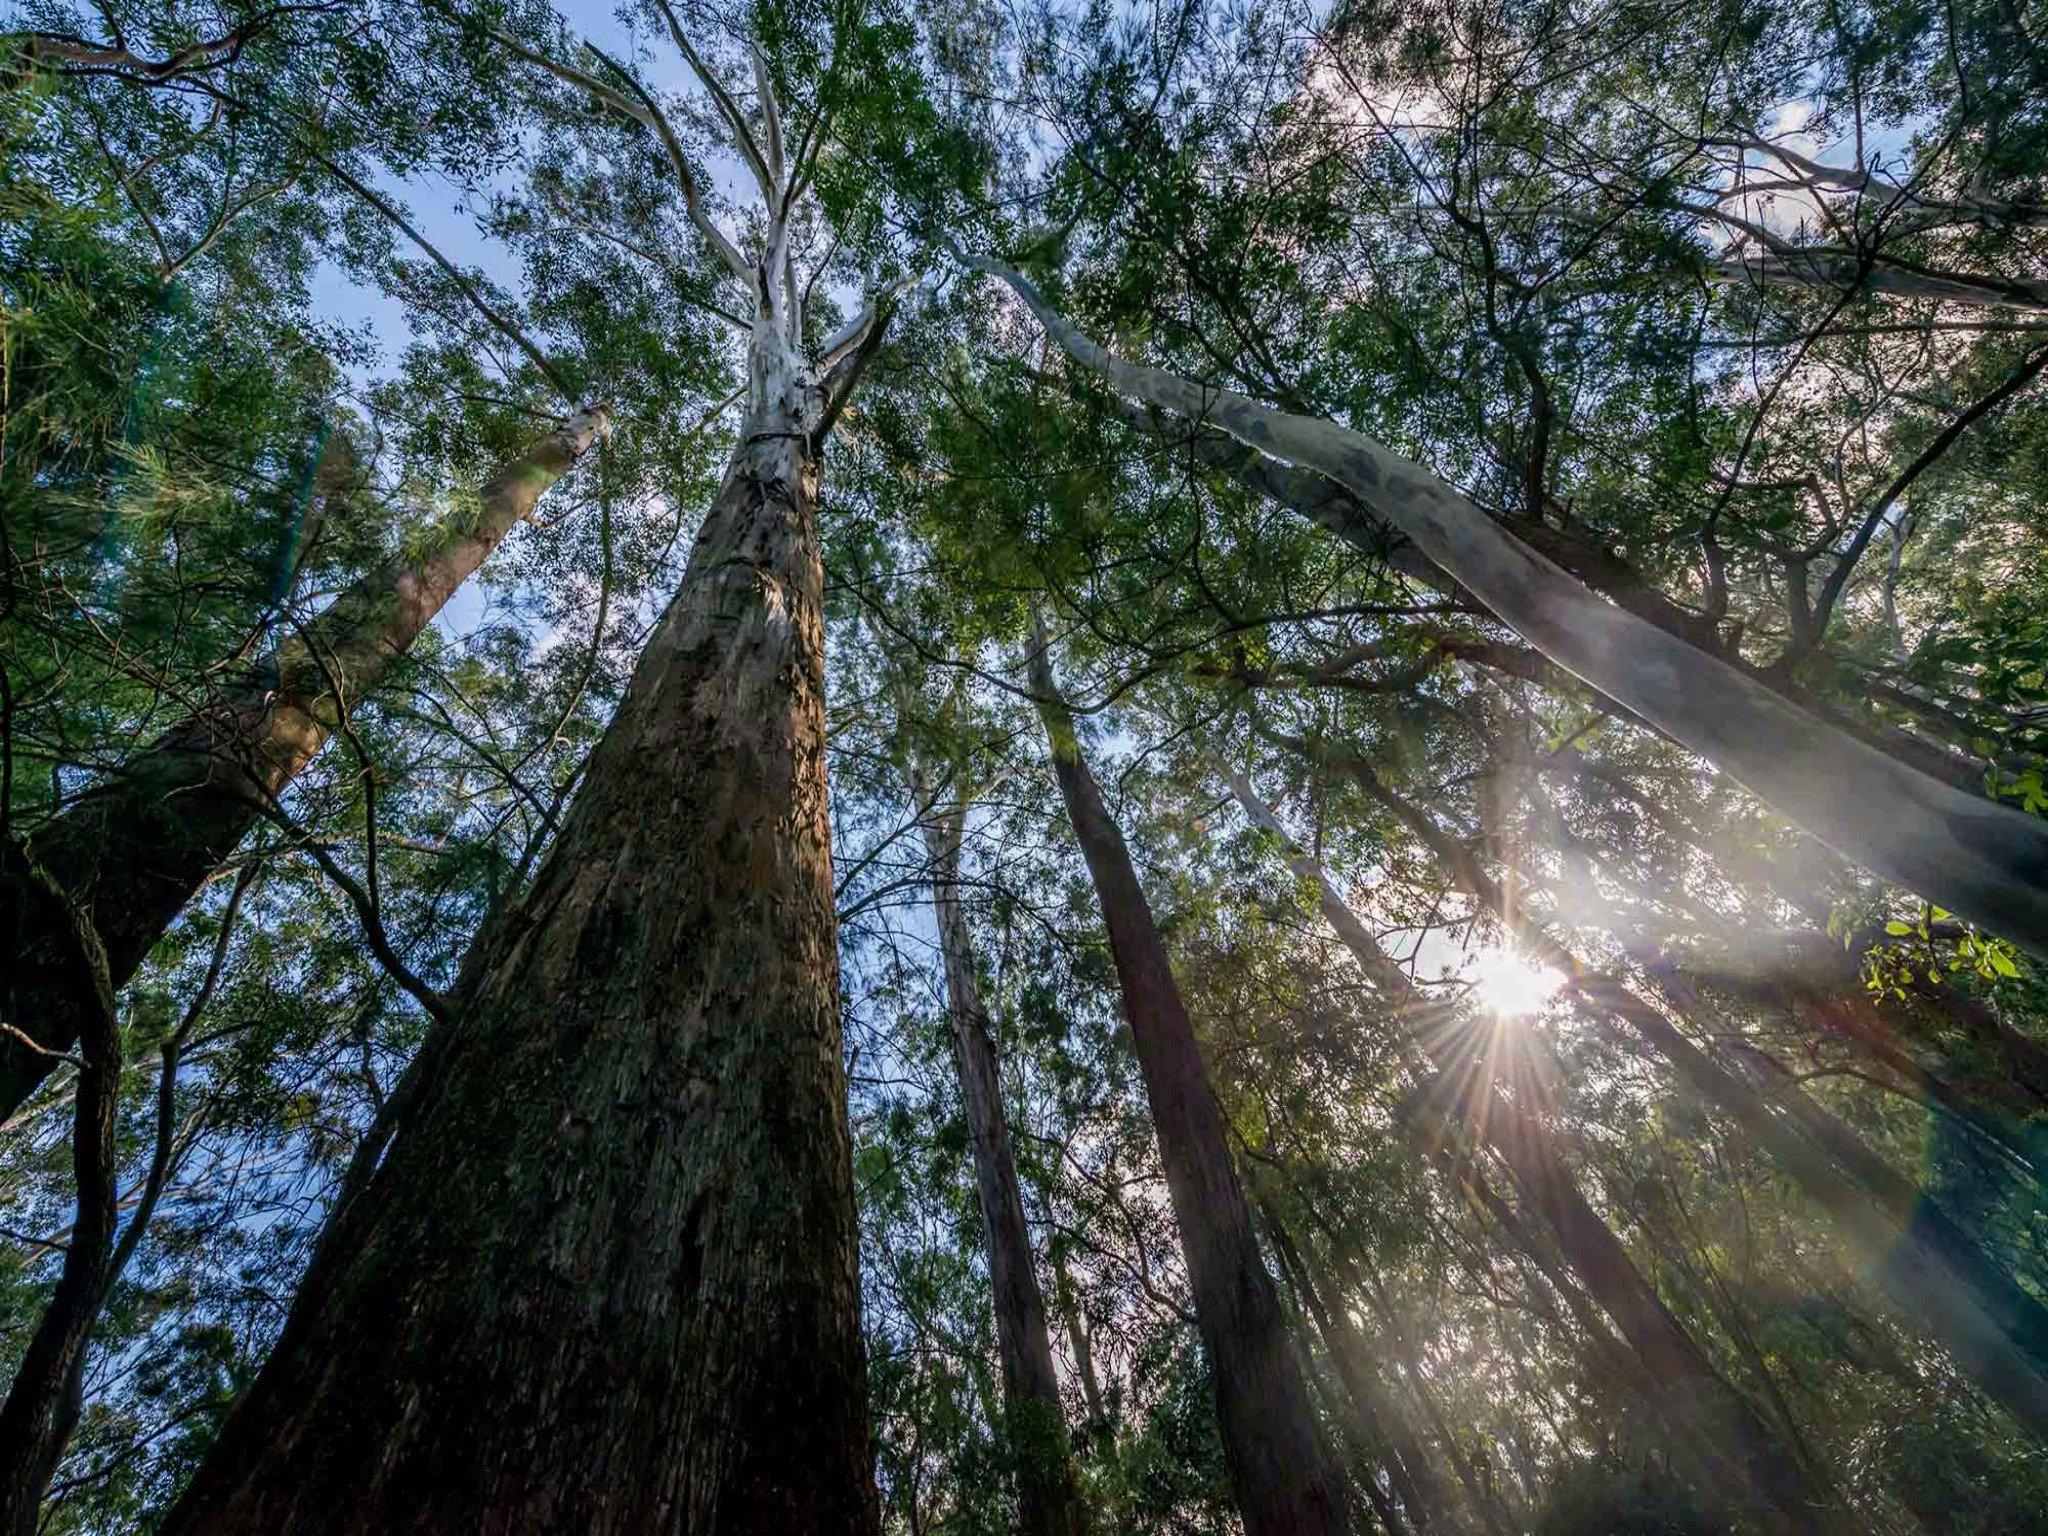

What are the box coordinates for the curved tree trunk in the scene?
[917,795,1091,1536]
[1111,393,1990,797]
[156,338,878,1534]
[976,258,2048,960]
[1027,627,1351,1536]
[0,409,608,1121]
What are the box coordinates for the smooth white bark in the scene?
[971,256,2048,958]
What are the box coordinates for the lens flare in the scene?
[1468,947,1564,1019]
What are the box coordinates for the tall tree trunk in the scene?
[156,335,877,1533]
[917,793,1090,1536]
[1111,390,1988,797]
[974,257,2048,961]
[0,852,121,1536]
[0,410,608,1120]
[1227,774,1843,1533]
[1026,625,1351,1536]
[1309,739,2048,1440]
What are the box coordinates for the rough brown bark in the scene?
[1227,775,1841,1533]
[156,344,877,1533]
[0,849,121,1536]
[1027,628,1351,1536]
[917,796,1090,1536]
[0,411,607,1120]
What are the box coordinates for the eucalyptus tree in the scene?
[1026,619,1352,1536]
[903,0,2048,962]
[970,252,2048,958]
[145,0,937,1526]
[1224,770,1847,1534]
[906,747,1093,1535]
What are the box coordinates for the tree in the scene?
[0,410,607,1120]
[7,0,2048,1531]
[913,762,1091,1536]
[969,257,2048,961]
[1027,614,1351,1536]
[152,7,901,1528]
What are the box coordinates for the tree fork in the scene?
[0,409,609,1120]
[974,257,2048,959]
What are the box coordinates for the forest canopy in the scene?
[3,0,2047,1531]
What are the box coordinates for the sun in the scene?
[1468,946,1565,1019]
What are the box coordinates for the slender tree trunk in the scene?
[157,336,877,1533]
[0,410,608,1120]
[1257,1197,1455,1536]
[917,794,1090,1536]
[0,853,120,1536]
[1227,775,1842,1532]
[1051,1247,1111,1436]
[976,257,2048,960]
[0,863,248,1528]
[1027,625,1351,1536]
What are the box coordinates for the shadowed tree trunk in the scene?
[153,20,900,1528]
[1026,621,1351,1536]
[917,790,1091,1536]
[1257,1195,1455,1536]
[157,319,878,1535]
[0,849,121,1536]
[1227,773,1845,1533]
[0,408,609,1120]
[973,257,2048,961]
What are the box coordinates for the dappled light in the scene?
[4,0,2046,1532]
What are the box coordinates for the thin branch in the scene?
[648,0,775,204]
[1797,341,2048,657]
[492,30,752,281]
[13,5,335,82]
